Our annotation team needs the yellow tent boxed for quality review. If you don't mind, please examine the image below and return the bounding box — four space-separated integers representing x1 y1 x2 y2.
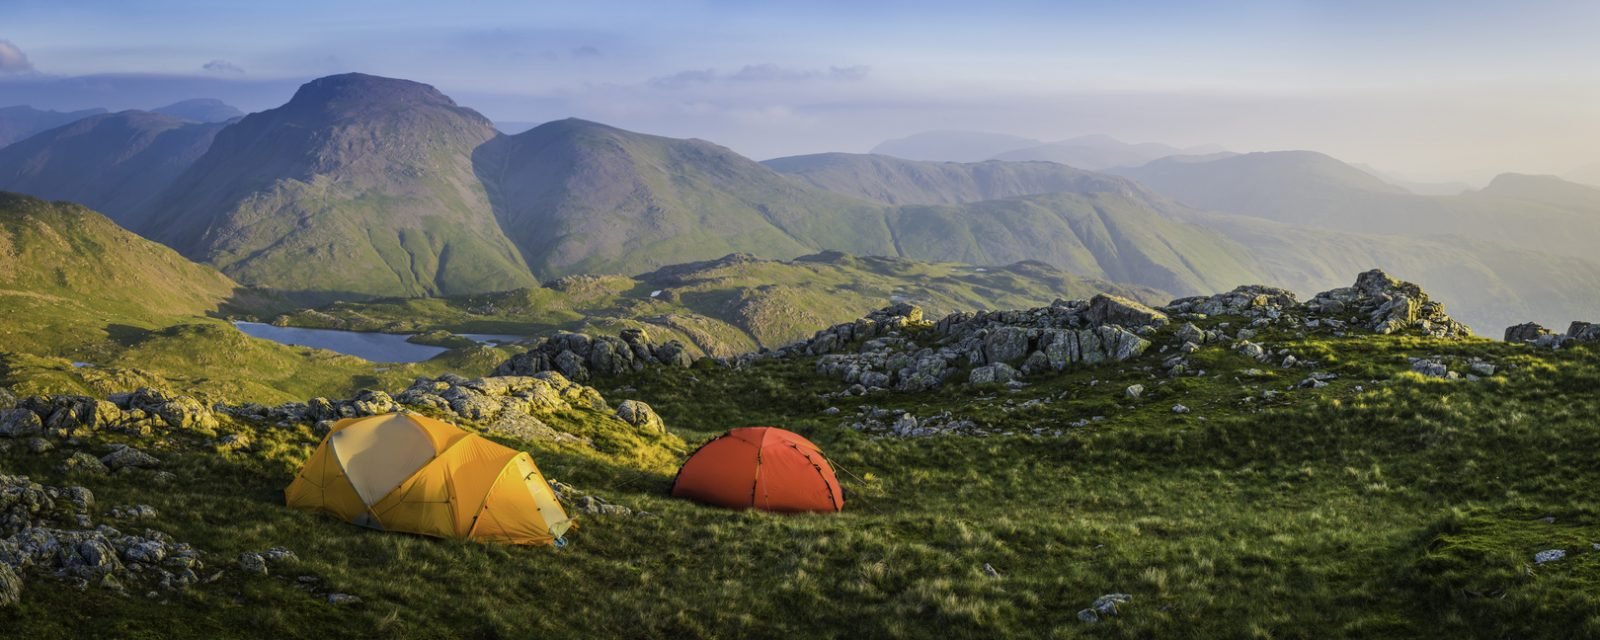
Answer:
285 412 574 545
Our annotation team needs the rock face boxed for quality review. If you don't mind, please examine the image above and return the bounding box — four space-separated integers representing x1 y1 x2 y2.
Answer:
494 329 694 381
763 299 1158 392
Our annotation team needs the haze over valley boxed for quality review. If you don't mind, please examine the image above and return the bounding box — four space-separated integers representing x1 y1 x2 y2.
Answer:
2 2 1599 637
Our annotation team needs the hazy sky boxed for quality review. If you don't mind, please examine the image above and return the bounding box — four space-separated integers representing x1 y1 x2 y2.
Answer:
2 0 1597 182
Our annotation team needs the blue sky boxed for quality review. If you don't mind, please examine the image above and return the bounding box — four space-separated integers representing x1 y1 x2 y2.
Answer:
2 0 1597 180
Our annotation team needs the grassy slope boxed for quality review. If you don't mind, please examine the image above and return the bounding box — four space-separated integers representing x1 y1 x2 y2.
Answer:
273 252 1169 356
762 152 1132 205
2 310 1596 637
0 193 238 355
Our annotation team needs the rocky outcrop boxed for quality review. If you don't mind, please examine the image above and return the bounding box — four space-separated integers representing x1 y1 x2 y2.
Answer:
1165 285 1299 319
1 471 210 601
765 297 1158 392
1505 320 1600 348
222 371 659 449
1305 269 1470 338
494 329 695 381
0 389 219 441
1167 270 1470 339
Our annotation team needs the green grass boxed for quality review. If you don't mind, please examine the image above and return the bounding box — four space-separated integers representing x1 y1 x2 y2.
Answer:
5 314 1600 637
273 252 1164 358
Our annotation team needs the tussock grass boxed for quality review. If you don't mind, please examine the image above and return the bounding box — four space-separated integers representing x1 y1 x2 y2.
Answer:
4 327 1600 637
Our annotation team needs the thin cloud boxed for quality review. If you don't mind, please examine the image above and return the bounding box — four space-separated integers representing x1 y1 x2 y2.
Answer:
650 64 869 89
570 45 602 59
202 59 245 74
0 40 34 73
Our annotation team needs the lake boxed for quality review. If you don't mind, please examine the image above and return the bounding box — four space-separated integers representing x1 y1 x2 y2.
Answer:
232 322 526 363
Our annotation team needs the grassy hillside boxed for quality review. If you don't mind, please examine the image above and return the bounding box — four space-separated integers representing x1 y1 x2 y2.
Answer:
763 153 1136 205
274 252 1168 357
474 118 896 279
0 192 238 355
0 111 223 228
0 191 514 404
140 73 537 299
4 280 1599 637
888 192 1262 296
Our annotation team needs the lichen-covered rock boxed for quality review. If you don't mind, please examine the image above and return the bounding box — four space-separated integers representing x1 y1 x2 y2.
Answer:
100 446 160 471
1504 322 1551 343
969 363 1019 385
1306 269 1470 338
614 400 665 434
0 562 20 608
61 451 109 475
1084 294 1168 328
0 409 42 438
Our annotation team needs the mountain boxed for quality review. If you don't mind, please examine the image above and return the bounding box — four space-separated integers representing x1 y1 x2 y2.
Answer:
762 153 1133 205
152 98 244 123
990 135 1226 170
141 73 538 299
275 251 1167 357
0 192 238 354
869 130 1042 162
1114 151 1600 261
1568 162 1600 188
0 105 107 148
473 117 1258 295
1111 150 1414 227
0 111 224 227
1473 172 1600 209
472 118 894 279
1172 207 1600 332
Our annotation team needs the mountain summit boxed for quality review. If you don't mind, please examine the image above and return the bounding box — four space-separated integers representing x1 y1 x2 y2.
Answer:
140 73 535 299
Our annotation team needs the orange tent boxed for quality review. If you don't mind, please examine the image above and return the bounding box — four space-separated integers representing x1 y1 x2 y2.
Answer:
670 427 843 513
285 412 573 545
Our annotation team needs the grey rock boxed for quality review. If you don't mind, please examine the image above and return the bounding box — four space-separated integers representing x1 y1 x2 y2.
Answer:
1534 549 1566 564
614 400 665 434
0 408 43 438
238 552 268 576
327 593 362 605
0 562 20 608
1172 404 1190 414
1125 384 1145 399
100 447 160 471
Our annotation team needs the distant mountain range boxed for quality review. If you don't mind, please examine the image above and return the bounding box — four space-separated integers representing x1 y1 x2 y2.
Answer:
152 98 244 123
0 111 225 222
869 130 1226 170
0 105 108 148
0 72 1598 332
0 74 1258 300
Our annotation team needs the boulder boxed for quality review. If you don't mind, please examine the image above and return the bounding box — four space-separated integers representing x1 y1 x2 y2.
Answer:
100 446 161 471
0 409 42 438
1504 322 1551 343
1084 294 1168 328
969 363 1019 385
614 400 665 434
